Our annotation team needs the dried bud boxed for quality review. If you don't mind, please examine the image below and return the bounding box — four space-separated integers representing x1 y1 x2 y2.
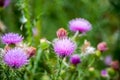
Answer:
97 42 108 52
4 45 11 52
111 60 119 71
26 46 36 58
56 28 67 39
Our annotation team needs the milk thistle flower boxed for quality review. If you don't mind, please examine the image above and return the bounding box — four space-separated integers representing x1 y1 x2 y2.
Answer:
1 33 23 44
0 0 10 8
53 38 76 57
3 48 28 68
69 18 92 33
70 54 81 65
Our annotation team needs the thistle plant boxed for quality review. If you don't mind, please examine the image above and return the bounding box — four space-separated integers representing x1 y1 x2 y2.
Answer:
0 32 36 79
0 18 119 80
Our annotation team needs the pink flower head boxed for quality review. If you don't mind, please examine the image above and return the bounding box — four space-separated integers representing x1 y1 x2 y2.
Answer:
53 38 76 57
3 48 28 68
69 18 92 33
1 33 23 44
70 54 81 65
0 0 10 8
97 42 108 52
101 70 108 77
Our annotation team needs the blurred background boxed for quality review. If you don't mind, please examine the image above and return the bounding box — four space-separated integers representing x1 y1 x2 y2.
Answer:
0 0 120 60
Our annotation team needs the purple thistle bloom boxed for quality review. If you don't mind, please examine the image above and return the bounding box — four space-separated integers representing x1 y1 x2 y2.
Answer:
53 38 76 57
104 55 112 66
4 48 28 68
1 33 23 44
69 18 92 33
70 54 81 65
0 0 10 7
101 70 108 77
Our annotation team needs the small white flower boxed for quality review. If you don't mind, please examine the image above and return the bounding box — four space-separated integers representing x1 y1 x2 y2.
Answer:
85 46 95 54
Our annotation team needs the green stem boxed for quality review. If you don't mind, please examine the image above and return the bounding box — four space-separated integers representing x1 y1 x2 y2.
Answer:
32 48 42 73
72 31 79 40
55 58 63 80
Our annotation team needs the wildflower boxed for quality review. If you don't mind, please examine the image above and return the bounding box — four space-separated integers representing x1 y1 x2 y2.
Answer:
1 33 23 44
97 42 108 52
53 38 76 57
0 0 10 8
3 48 28 68
56 28 67 39
104 55 112 66
69 18 92 33
101 70 108 77
70 54 81 65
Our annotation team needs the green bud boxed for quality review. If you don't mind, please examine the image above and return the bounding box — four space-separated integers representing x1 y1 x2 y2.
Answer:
95 50 101 57
106 68 116 77
40 39 49 50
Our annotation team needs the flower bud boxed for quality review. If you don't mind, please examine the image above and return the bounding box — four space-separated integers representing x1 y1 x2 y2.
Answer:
56 28 67 39
97 42 108 52
106 68 116 77
70 54 81 66
26 46 36 58
111 60 119 71
101 70 108 77
40 38 50 50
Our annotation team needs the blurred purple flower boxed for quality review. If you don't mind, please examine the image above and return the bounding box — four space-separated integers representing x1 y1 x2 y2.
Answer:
69 18 92 33
1 33 23 44
0 0 10 8
53 38 76 57
70 54 81 65
101 70 108 77
104 55 112 66
4 48 28 68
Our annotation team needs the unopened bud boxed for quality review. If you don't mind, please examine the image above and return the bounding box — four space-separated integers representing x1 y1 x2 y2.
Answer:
40 38 50 50
111 60 119 71
97 42 108 52
56 28 67 39
101 70 108 77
